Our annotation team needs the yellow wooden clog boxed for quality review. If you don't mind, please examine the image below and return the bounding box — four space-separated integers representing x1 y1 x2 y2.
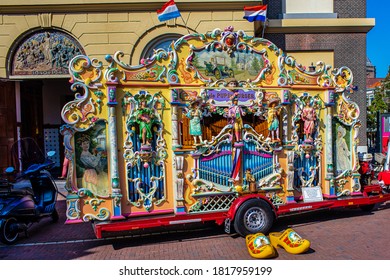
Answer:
269 228 310 254
246 233 277 259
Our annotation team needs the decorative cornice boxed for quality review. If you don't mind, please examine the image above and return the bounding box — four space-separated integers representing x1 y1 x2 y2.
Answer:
0 1 259 14
262 18 375 34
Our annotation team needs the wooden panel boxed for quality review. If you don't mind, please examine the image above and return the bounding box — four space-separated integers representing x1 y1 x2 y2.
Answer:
0 81 16 171
181 112 269 148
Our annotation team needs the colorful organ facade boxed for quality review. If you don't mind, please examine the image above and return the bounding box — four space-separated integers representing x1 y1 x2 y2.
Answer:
61 26 361 223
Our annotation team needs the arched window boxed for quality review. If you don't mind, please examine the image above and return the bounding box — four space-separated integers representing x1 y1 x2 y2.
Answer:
141 33 182 59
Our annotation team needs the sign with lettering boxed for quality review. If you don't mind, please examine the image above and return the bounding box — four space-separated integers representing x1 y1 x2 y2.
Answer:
302 186 324 203
208 89 256 102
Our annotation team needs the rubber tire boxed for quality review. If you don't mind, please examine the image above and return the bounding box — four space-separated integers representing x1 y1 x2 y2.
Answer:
0 217 20 245
51 209 59 223
360 203 376 212
233 199 274 237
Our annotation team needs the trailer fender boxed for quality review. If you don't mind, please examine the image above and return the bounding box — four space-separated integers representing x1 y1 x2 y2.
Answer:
226 194 277 222
225 194 277 236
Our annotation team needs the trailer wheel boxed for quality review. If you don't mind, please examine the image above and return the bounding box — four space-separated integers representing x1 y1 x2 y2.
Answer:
360 203 376 212
0 218 20 245
233 199 274 237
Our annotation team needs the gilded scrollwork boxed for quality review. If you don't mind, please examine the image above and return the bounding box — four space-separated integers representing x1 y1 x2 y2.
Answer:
85 198 106 211
242 125 273 153
66 198 80 220
62 55 104 131
336 93 360 126
332 67 353 92
83 208 110 221
186 173 233 194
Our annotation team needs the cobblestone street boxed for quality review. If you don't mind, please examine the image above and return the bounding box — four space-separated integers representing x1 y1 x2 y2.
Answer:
0 183 389 260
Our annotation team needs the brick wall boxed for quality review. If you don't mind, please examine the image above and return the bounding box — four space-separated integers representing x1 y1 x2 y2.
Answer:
263 0 283 19
334 0 366 18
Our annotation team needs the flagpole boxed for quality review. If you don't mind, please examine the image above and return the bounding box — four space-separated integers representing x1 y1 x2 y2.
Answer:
261 19 267 38
180 14 191 34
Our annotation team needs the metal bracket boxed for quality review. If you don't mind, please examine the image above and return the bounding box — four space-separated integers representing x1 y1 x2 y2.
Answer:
224 218 231 234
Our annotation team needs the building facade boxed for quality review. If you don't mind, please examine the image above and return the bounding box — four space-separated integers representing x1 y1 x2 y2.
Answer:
0 0 373 171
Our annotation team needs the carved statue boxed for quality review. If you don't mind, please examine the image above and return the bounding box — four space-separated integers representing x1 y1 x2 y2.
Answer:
245 168 256 192
186 98 203 145
301 99 316 142
135 99 156 146
267 97 281 141
227 79 245 142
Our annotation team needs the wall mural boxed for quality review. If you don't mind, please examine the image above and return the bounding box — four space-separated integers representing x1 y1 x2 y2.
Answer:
11 30 85 76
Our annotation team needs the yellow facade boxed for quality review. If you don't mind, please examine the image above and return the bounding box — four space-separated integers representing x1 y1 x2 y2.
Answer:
0 0 257 78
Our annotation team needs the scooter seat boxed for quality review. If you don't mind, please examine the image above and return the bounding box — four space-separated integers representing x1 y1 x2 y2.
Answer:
9 188 34 196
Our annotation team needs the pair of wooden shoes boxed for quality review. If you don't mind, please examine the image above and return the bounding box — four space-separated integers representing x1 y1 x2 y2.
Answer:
246 228 311 259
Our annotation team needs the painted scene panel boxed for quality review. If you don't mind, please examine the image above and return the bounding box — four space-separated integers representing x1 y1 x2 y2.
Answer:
74 120 109 196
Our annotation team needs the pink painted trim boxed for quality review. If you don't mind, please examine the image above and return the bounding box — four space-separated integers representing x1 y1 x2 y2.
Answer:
110 215 126 220
352 192 363 196
201 151 232 161
286 200 297 204
65 219 83 224
323 194 338 198
124 209 174 217
243 150 272 158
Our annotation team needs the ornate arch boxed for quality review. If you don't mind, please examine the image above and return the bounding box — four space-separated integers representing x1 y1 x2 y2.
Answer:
130 24 196 65
7 28 85 78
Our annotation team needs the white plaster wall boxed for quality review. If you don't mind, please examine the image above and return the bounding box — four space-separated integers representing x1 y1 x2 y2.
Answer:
283 0 333 14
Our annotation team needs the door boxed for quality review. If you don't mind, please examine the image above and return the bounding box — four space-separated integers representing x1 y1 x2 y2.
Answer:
20 80 44 149
0 81 16 171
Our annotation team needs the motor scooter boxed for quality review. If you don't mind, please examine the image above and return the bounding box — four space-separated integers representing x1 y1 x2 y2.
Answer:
0 138 59 245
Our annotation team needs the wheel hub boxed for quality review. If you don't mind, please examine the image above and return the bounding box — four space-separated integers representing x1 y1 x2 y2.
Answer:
245 208 265 230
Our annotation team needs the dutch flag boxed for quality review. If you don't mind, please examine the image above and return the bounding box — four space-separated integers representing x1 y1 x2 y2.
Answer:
157 0 181 22
243 5 268 22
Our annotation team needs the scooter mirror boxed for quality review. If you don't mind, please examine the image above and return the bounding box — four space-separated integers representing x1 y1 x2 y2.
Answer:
5 167 15 174
47 151 56 157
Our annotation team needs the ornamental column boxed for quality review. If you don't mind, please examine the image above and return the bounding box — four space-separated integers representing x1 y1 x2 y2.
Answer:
107 85 124 220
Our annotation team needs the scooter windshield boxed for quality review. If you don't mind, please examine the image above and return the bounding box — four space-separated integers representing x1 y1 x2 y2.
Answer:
10 138 46 172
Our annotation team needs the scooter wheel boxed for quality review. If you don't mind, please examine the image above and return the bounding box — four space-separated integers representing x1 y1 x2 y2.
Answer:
51 209 59 223
0 217 20 245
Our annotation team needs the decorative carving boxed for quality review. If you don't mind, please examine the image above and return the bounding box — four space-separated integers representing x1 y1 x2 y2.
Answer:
62 55 104 131
66 198 80 220
83 208 110 221
123 91 168 211
85 198 106 211
174 156 185 203
38 13 52 28
12 30 84 77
